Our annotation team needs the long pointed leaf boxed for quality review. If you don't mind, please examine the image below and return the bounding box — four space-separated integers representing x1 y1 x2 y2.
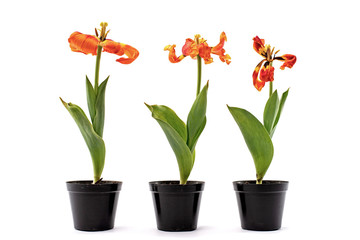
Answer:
60 98 105 183
93 77 109 138
186 82 208 153
146 104 192 184
263 90 279 136
86 76 96 123
228 106 273 183
270 88 289 137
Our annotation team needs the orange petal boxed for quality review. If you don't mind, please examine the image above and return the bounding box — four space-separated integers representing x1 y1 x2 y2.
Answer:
277 54 297 70
253 36 266 57
164 44 185 63
182 38 198 58
253 59 266 91
68 32 99 55
198 42 213 64
259 63 275 82
102 40 139 64
211 32 231 64
211 32 227 54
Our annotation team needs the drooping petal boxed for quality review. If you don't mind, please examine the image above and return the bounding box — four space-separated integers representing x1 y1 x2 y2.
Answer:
182 38 198 58
198 42 213 64
253 59 267 91
276 54 297 70
164 44 186 63
253 36 266 57
259 62 275 82
102 40 139 64
211 32 231 65
68 32 99 55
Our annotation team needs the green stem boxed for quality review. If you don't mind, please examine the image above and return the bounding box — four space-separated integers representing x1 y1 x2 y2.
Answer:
94 45 103 95
196 55 202 97
269 61 274 98
269 81 273 98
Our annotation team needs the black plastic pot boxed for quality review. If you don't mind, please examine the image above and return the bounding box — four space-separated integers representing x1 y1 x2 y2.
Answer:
233 180 288 231
66 181 122 231
149 181 204 231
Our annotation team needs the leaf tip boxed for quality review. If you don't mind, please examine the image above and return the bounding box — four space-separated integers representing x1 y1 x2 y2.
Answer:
144 102 153 112
59 97 68 107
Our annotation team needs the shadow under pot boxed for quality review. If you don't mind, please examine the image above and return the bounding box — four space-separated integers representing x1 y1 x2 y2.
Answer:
233 180 288 231
66 181 122 231
149 181 204 231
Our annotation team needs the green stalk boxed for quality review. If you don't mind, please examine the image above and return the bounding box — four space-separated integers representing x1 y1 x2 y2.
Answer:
269 81 273 98
196 55 202 96
94 45 103 95
269 61 274 98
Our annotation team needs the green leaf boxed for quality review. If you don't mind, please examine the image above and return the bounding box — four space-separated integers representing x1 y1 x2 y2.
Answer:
60 98 106 183
93 77 109 138
228 106 274 183
270 88 289 138
263 90 279 136
186 82 208 153
86 76 96 123
146 104 192 184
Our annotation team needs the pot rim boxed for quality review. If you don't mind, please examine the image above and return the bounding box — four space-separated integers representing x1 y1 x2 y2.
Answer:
66 180 122 193
149 180 205 193
233 180 288 193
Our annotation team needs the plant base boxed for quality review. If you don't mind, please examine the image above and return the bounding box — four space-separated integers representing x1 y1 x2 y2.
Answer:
149 181 204 231
66 180 122 231
233 180 288 231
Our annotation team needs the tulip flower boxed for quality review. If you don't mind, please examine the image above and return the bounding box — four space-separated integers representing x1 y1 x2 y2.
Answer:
252 36 296 94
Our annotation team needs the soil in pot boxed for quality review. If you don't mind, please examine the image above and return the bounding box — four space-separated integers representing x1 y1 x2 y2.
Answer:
149 181 204 231
233 180 288 231
66 180 122 231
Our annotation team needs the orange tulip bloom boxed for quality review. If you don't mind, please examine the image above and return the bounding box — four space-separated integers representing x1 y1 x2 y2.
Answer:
164 32 231 65
252 36 296 91
68 24 139 64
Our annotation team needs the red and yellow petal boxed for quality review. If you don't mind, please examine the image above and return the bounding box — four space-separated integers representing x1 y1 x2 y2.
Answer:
211 32 227 55
182 38 198 58
102 40 139 64
198 42 213 64
278 54 297 70
164 44 185 63
211 32 231 65
253 59 267 91
68 32 99 55
259 63 275 82
253 36 266 57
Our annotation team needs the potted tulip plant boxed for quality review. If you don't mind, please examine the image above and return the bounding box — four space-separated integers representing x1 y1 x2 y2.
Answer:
146 33 230 231
227 36 296 231
60 22 139 231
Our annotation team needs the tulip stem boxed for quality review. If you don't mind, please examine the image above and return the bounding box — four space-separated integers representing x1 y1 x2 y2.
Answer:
196 55 202 96
94 45 103 95
269 81 273 98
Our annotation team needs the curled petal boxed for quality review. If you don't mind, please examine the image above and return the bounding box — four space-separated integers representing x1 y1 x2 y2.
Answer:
182 38 198 58
68 32 99 55
211 32 231 65
198 42 213 64
259 63 275 82
164 44 185 63
276 54 297 70
253 59 267 91
102 40 139 64
253 36 266 57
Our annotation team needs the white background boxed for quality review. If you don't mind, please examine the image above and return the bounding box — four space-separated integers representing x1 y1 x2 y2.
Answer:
1 0 359 239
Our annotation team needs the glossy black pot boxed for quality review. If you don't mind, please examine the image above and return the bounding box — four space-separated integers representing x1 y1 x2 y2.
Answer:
66 181 122 231
149 181 204 231
233 180 288 231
